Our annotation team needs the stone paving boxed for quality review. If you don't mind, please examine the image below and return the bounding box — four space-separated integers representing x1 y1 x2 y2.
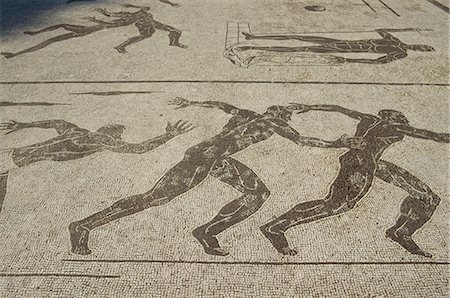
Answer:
0 0 449 297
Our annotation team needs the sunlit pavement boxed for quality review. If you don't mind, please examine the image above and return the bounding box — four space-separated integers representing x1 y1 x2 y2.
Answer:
0 1 449 296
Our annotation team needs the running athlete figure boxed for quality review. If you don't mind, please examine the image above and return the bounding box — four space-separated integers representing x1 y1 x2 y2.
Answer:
0 119 193 215
239 28 434 64
69 98 364 256
1 3 185 58
260 104 449 257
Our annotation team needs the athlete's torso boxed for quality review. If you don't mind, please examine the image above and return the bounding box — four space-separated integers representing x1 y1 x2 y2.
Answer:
12 130 108 167
134 11 155 25
321 37 407 54
344 117 404 163
188 112 276 157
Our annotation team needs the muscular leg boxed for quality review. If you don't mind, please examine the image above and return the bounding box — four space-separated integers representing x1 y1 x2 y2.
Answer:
114 23 155 53
0 172 8 216
23 24 90 35
261 158 374 255
69 158 213 255
155 23 186 48
192 157 270 256
1 33 78 58
376 160 440 257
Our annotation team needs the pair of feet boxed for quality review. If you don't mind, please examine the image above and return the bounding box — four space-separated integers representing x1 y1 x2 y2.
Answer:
260 224 432 258
69 222 230 256
114 42 187 54
69 222 432 258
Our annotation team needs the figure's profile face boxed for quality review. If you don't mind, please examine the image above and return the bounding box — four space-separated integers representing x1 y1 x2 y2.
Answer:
378 110 409 125
265 106 293 121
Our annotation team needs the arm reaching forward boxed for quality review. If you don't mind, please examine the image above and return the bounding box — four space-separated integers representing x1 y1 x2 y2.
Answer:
269 118 365 149
394 125 450 143
0 119 82 135
169 97 242 115
290 103 374 121
103 120 194 154
159 0 180 7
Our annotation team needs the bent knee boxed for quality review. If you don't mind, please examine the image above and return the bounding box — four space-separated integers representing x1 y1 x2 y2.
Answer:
410 192 441 207
429 193 441 206
169 30 181 35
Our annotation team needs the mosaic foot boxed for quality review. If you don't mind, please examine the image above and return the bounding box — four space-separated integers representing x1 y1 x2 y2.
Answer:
69 222 92 255
114 46 127 54
386 228 432 258
260 225 297 255
1 52 16 59
192 227 230 256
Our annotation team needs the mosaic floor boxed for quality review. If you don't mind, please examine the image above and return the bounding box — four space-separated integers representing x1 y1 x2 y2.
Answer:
0 0 449 296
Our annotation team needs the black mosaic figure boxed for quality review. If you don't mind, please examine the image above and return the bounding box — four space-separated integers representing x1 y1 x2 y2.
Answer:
1 3 185 58
261 104 449 257
0 119 193 215
69 98 364 256
240 28 434 64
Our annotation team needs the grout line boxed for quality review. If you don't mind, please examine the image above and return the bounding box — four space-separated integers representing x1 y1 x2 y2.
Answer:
0 80 448 86
62 259 450 266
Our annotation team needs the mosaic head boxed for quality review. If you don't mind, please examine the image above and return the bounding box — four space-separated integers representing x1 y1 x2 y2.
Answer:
264 105 294 121
378 109 410 125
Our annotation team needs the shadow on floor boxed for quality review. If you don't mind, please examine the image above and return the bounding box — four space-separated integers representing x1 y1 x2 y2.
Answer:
1 0 100 34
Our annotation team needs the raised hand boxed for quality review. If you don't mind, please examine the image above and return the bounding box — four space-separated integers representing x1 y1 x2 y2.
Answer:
287 103 311 114
96 8 108 14
166 120 194 136
334 134 366 150
331 56 347 64
168 97 192 109
0 120 26 134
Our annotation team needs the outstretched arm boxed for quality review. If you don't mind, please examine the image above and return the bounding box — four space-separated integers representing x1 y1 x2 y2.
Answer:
84 17 115 25
0 119 81 135
335 53 407 64
269 119 365 149
394 125 449 143
104 121 194 154
169 97 242 115
292 103 373 121
159 0 180 7
375 28 425 39
96 8 123 17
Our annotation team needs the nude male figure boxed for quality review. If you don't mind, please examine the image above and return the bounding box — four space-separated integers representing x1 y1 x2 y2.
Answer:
239 28 434 64
1 3 185 58
69 98 364 256
0 119 193 215
261 104 449 257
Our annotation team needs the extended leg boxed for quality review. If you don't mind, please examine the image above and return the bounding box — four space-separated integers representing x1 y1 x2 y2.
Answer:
192 158 270 256
0 172 8 216
376 160 440 257
114 23 155 53
69 158 212 255
23 24 89 35
243 32 339 43
261 160 373 255
1 33 77 58
236 45 339 54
